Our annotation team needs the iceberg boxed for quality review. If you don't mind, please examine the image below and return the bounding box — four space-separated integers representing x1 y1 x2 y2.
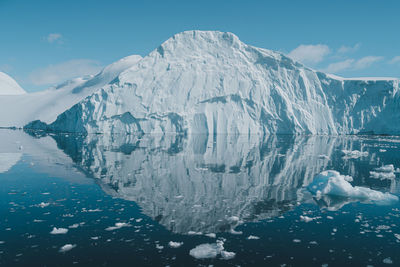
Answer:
25 31 400 135
308 170 398 205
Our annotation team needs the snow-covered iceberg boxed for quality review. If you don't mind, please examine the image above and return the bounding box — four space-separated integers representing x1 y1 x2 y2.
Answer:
26 30 400 135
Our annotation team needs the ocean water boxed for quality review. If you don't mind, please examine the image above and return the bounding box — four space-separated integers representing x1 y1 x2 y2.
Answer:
0 129 400 266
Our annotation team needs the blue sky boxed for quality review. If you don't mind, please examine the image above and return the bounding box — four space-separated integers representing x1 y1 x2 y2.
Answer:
1 0 400 92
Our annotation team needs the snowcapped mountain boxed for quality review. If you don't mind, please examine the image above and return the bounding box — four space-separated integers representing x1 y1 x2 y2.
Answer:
0 72 26 95
29 30 400 135
0 55 142 127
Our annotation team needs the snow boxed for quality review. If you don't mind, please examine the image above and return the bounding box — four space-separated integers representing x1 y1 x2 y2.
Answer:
24 30 400 135
50 227 68 234
59 244 76 253
189 240 234 260
0 55 142 128
168 241 183 248
308 170 398 205
0 72 26 95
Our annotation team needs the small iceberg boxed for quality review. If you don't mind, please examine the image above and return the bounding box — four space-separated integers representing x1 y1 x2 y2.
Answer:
308 170 398 205
189 240 235 260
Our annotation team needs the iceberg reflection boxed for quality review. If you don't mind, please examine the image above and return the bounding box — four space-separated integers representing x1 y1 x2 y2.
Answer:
29 132 396 234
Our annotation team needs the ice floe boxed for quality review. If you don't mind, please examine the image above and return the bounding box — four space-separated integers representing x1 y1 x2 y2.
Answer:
189 240 234 260
168 241 183 248
308 170 398 205
105 222 131 231
59 244 76 253
50 227 68 234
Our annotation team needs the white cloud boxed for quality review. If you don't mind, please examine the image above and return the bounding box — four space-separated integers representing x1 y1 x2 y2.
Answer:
322 56 383 73
288 44 330 65
389 56 400 64
338 43 360 54
323 59 355 73
46 33 63 43
353 56 383 70
29 59 102 86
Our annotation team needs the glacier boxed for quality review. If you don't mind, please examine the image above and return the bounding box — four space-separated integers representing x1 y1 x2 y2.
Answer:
22 30 400 135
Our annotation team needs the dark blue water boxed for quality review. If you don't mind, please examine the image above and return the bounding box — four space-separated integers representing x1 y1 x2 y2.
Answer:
1 130 399 266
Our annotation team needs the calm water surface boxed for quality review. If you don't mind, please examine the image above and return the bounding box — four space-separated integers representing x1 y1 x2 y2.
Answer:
1 129 400 266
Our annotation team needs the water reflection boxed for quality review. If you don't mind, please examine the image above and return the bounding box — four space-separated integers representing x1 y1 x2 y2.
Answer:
14 131 395 234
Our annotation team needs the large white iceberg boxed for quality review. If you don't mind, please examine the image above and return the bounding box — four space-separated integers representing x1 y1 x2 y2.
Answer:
22 30 400 135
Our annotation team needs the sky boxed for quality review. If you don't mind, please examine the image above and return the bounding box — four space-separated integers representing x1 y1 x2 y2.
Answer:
1 0 400 92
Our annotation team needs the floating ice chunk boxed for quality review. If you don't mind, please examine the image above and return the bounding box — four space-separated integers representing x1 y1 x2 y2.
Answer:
383 257 393 264
189 241 224 259
229 229 243 235
341 150 368 159
247 235 260 240
370 171 396 180
220 250 236 260
375 165 395 173
394 233 400 240
370 165 396 180
59 244 76 253
156 244 164 250
379 149 387 152
308 170 398 205
37 202 50 208
105 222 131 231
189 240 233 260
395 168 400 173
168 241 183 248
50 227 68 234
188 231 203 235
293 239 301 243
300 215 317 222
205 233 216 238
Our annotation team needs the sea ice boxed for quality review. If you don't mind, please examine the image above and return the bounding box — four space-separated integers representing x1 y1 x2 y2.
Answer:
50 227 68 234
308 170 398 205
105 222 131 231
168 241 183 248
59 244 76 253
189 240 234 260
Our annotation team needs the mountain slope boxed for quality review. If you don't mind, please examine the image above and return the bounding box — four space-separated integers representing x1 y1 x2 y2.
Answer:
28 31 400 134
0 72 26 95
0 55 142 127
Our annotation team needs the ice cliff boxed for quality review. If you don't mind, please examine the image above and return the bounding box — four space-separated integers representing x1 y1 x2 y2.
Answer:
26 31 400 135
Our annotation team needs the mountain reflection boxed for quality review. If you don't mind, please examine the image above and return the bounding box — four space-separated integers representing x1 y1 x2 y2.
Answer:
19 130 400 234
